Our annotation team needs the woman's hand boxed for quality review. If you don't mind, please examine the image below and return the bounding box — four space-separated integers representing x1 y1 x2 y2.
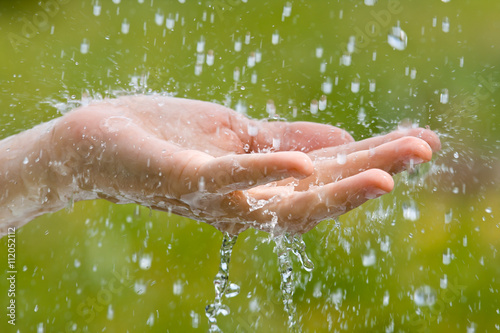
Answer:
1 95 440 235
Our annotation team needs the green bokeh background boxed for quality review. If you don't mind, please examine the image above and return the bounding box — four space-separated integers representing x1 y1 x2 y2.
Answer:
1 0 499 332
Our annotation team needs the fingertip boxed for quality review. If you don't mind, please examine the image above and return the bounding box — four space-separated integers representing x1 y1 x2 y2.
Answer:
359 169 394 197
274 151 314 178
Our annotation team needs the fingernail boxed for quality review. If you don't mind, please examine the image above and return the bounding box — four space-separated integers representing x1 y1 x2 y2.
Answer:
365 188 388 199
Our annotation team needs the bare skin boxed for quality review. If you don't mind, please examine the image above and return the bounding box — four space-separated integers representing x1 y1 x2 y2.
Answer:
0 95 441 236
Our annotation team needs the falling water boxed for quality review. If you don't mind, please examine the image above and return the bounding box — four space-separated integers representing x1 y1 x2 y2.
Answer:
206 232 240 333
273 233 314 332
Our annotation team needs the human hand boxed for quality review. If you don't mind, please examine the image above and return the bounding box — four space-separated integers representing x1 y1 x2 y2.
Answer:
51 95 440 234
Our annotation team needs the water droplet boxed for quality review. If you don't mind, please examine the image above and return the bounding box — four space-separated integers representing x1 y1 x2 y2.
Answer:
266 100 276 117
383 290 390 306
196 37 205 53
410 67 417 79
445 209 453 224
282 2 292 18
23 157 29 164
443 248 451 265
233 67 240 82
190 311 199 328
403 201 420 221
362 249 376 267
315 46 323 58
322 78 333 94
440 89 449 104
251 71 258 84
247 52 256 68
166 14 175 30
364 0 377 5
319 61 327 73
336 152 347 165
319 95 327 111
341 52 352 66
351 78 360 93
440 274 448 289
194 63 203 76
369 79 376 92
80 38 90 54
112 0 120 4
442 17 450 33
206 50 214 66
155 10 164 26
234 38 242 52
310 99 318 114
347 36 356 53
93 1 101 16
414 285 436 306
388 24 408 51
272 30 280 45
121 19 130 34
173 280 184 295
244 31 251 45
134 280 147 295
139 254 152 270
255 50 262 63
74 259 81 268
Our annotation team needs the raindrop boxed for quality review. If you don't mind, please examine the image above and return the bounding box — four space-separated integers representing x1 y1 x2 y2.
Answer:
347 36 356 53
351 78 360 93
319 61 327 73
282 2 292 18
251 72 258 84
315 46 323 58
93 1 101 16
380 236 390 252
139 254 152 270
121 19 130 34
235 100 246 114
319 95 327 111
369 79 376 92
107 305 114 320
440 89 449 104
403 201 420 221
414 285 437 306
206 50 214 66
247 52 256 68
196 53 205 64
310 99 318 114
341 52 352 66
155 10 164 26
364 0 377 5
244 31 251 45
194 63 203 76
383 290 390 306
272 30 280 45
166 14 175 30
358 107 366 122
74 259 81 268
442 17 450 33
362 249 376 267
233 67 240 82
322 78 333 94
410 67 417 79
440 274 448 289
255 50 262 63
190 311 199 328
234 38 242 52
388 23 408 51
197 37 205 53
173 280 184 295
467 323 477 333
80 38 90 54
112 0 120 4
444 209 452 224
459 56 464 68
146 313 155 326
134 280 147 295
442 248 451 265
266 100 276 117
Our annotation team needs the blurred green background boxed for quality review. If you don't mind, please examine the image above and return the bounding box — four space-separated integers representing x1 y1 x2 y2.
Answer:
1 0 499 332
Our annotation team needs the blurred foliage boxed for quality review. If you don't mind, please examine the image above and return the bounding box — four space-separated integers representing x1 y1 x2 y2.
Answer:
0 0 499 332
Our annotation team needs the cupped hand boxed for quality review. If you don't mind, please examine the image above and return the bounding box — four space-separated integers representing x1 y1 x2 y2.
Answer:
52 95 440 234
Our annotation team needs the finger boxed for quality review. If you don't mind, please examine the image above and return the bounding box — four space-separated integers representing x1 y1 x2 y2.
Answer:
295 137 433 190
309 127 441 159
265 169 394 233
228 111 354 152
197 151 314 193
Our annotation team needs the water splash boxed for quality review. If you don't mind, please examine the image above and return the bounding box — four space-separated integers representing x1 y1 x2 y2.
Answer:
206 232 239 333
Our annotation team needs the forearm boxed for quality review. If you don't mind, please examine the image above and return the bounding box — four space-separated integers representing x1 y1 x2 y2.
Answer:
0 120 84 234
